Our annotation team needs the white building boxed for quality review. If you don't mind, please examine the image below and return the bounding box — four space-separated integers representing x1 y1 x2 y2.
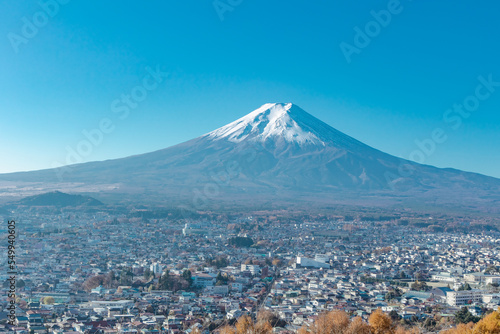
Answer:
485 276 500 285
150 262 162 274
431 272 458 283
482 293 500 305
446 289 485 306
241 264 261 275
192 273 216 288
296 257 330 269
314 254 330 263
182 223 209 236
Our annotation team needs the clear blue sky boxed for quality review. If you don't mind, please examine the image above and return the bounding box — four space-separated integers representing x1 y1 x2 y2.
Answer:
1 1 499 178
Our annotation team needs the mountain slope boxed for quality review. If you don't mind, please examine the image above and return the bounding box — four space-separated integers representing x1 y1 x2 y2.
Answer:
0 103 499 211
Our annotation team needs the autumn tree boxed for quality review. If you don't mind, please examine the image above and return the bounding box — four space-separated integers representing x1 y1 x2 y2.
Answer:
369 308 395 334
345 316 371 334
441 322 475 334
254 320 272 334
228 313 273 334
256 309 285 328
473 308 500 333
219 326 236 334
82 275 106 291
42 296 55 304
306 310 350 334
271 258 283 267
395 326 421 334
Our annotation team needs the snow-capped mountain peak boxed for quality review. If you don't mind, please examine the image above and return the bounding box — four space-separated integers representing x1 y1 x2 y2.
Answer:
206 103 325 146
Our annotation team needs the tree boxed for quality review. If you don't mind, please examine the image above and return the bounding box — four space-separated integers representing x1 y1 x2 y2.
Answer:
16 279 25 288
441 308 500 333
42 296 55 305
216 272 229 286
411 281 430 292
369 309 395 334
157 270 171 290
144 268 153 280
118 268 133 285
256 309 286 328
389 310 400 321
441 322 475 334
156 270 191 292
235 315 254 334
271 258 283 267
228 237 254 248
307 310 350 334
386 288 402 301
345 316 371 334
82 275 106 291
254 320 273 334
473 308 500 333
422 317 437 331
219 326 236 334
208 256 229 268
485 265 498 275
395 327 421 334
104 271 117 287
458 283 472 291
182 270 193 287
454 306 480 324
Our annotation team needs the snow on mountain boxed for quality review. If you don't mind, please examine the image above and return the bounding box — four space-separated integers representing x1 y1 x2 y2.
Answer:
205 103 378 156
206 103 325 146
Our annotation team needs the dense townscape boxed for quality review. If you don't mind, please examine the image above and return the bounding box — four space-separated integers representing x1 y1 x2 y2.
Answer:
0 206 499 333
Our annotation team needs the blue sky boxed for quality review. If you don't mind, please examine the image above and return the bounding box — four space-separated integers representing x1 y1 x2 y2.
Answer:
1 1 500 178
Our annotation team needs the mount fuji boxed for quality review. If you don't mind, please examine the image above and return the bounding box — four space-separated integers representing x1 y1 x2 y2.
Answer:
1 103 499 212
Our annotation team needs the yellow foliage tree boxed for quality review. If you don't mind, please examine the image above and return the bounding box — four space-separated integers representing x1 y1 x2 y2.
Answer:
219 325 236 334
235 315 254 334
395 326 421 334
441 322 475 334
233 314 272 334
42 296 55 304
369 308 395 334
473 309 500 333
345 316 371 334
254 320 272 334
309 310 350 334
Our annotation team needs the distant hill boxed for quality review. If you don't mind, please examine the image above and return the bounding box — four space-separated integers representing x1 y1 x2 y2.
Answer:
15 191 104 207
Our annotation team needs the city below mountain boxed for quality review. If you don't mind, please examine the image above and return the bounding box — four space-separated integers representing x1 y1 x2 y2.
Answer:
1 103 499 213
